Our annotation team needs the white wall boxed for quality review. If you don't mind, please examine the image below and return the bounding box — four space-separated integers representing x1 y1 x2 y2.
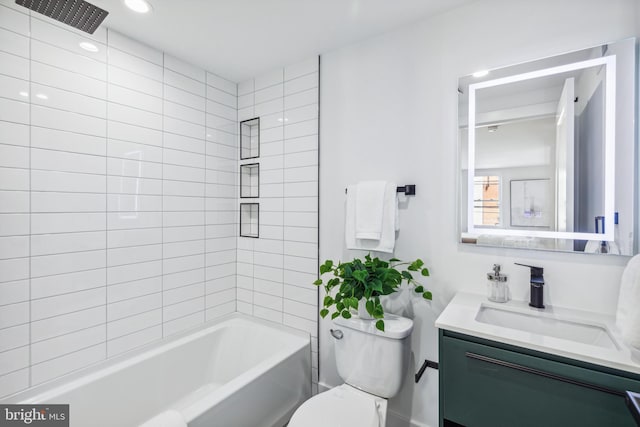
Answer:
236 59 320 392
0 2 238 398
319 0 639 426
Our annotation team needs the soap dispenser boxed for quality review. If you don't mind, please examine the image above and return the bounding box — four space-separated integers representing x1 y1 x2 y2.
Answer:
487 264 508 303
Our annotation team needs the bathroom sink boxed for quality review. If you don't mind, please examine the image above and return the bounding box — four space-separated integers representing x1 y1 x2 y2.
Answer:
475 305 618 350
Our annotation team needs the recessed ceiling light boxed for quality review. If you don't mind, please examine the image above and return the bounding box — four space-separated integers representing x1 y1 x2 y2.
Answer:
36 93 48 100
79 41 99 52
472 70 489 78
18 91 28 97
277 117 289 123
124 0 152 13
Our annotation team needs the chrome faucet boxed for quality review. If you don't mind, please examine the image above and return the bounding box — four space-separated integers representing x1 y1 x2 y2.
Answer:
515 263 545 309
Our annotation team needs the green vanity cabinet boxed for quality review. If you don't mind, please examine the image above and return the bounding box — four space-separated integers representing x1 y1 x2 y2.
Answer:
439 329 640 427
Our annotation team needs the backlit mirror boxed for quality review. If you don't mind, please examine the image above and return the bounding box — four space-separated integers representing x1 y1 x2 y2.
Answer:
458 38 637 255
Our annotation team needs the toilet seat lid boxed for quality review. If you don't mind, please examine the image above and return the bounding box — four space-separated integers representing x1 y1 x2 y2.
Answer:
289 385 380 427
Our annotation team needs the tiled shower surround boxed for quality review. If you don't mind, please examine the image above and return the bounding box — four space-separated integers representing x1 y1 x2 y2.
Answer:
237 59 320 391
0 2 319 397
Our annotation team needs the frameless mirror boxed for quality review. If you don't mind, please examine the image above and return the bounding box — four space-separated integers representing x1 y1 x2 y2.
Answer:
458 38 637 255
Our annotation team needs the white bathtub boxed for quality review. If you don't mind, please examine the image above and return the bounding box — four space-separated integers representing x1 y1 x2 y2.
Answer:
5 314 311 427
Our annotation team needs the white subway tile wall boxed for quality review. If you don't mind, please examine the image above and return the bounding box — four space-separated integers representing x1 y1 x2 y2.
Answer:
0 3 238 397
237 58 319 393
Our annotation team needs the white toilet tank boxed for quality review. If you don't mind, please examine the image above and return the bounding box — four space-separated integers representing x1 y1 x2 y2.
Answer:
332 314 413 398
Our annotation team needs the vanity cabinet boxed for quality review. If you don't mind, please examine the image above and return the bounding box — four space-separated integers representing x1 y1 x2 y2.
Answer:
439 330 640 427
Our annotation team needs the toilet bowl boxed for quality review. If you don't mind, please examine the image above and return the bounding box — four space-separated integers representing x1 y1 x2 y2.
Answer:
289 313 413 427
288 384 387 427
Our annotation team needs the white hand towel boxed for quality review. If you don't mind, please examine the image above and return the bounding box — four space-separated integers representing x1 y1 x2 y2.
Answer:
346 182 398 253
616 254 640 348
355 181 388 240
139 410 187 427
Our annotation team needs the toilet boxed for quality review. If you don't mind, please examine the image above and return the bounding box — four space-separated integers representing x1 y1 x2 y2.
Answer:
289 314 413 427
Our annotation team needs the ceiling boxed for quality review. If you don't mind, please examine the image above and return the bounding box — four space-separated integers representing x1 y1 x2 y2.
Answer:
91 0 474 82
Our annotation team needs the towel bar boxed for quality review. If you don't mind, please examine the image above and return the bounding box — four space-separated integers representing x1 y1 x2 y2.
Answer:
344 184 416 195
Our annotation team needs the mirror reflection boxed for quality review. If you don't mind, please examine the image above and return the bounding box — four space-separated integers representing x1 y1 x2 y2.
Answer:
459 38 636 255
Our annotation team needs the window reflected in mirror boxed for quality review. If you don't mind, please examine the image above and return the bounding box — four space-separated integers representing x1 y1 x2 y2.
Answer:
473 175 500 227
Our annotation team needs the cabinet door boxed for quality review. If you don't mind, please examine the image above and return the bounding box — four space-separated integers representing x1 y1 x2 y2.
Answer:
441 335 640 427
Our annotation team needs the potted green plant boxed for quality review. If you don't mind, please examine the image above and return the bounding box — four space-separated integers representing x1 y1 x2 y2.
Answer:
313 253 431 331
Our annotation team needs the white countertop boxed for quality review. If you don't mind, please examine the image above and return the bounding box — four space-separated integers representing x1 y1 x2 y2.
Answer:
435 292 640 375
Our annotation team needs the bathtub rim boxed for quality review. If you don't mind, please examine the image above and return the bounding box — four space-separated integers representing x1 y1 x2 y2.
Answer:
3 312 311 406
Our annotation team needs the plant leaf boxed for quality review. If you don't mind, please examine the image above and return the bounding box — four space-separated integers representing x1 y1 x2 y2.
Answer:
421 268 430 277
408 259 424 271
319 260 334 275
401 271 413 280
341 310 352 319
313 279 322 286
389 258 400 262
323 296 333 306
352 269 368 283
344 265 353 277
371 279 383 293
365 299 374 315
373 303 384 318
331 311 340 320
375 320 385 331
336 302 344 311
423 291 433 300
413 259 424 267
320 308 329 318
414 285 424 293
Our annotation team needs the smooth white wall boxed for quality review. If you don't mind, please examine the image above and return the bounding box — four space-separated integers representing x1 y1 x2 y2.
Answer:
319 0 639 426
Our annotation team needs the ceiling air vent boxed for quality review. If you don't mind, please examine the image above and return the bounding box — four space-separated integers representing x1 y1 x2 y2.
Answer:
15 0 109 34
